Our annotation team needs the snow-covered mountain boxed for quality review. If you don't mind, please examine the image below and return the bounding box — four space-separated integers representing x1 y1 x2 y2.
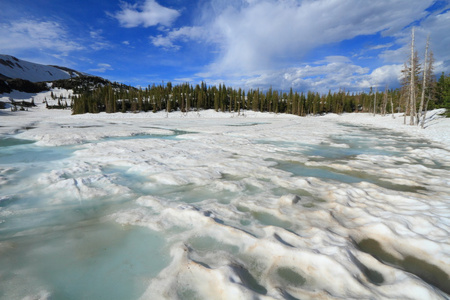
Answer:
0 54 86 82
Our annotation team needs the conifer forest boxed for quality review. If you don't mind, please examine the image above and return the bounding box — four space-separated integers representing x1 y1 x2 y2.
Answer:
69 72 450 118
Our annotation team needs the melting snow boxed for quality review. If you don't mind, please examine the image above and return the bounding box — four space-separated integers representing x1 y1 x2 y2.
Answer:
0 92 449 299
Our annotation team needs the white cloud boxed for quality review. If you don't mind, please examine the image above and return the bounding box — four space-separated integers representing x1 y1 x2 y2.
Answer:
173 77 195 83
150 26 206 49
239 60 371 93
314 56 353 65
202 0 433 75
368 43 394 51
90 30 102 39
199 60 403 94
365 64 403 87
89 63 113 73
0 20 83 54
114 0 180 28
151 0 444 92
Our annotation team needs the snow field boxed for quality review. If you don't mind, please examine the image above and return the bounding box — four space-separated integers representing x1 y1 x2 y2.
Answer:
0 89 449 299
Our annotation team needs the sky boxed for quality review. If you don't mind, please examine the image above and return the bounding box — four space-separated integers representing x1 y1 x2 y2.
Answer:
1 0 449 93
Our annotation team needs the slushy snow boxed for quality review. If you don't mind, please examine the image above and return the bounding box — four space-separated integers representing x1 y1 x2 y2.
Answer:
0 89 449 299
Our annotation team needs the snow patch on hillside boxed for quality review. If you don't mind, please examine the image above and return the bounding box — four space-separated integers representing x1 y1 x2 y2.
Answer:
0 54 73 82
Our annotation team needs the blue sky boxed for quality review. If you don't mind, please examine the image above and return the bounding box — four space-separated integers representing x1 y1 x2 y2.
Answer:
1 0 449 93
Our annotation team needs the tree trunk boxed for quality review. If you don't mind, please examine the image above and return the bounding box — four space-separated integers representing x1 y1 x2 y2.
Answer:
409 27 416 125
382 85 388 116
421 96 431 128
373 89 377 116
418 35 429 125
404 91 409 125
390 96 395 118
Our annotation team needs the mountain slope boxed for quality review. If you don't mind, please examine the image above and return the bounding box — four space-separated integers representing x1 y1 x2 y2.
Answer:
0 54 85 82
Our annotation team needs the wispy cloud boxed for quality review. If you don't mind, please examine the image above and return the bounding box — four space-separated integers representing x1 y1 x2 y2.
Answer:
0 19 83 55
367 43 394 51
379 9 450 73
88 63 113 73
89 29 112 51
113 0 180 28
150 26 206 49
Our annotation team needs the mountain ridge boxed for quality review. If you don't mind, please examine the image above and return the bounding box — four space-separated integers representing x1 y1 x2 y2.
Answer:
0 54 110 94
0 54 88 82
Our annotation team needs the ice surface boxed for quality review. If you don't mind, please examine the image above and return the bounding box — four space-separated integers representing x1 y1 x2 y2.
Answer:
0 95 449 299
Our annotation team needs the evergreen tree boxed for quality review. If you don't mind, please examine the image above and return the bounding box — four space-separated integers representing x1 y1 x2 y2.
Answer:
214 87 219 112
138 88 143 112
436 72 450 112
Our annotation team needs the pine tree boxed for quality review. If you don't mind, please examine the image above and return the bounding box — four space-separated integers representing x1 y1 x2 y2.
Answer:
436 72 450 112
138 88 143 112
214 87 219 112
237 88 242 115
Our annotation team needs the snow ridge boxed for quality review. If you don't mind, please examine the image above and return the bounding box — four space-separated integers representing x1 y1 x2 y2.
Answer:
0 54 80 82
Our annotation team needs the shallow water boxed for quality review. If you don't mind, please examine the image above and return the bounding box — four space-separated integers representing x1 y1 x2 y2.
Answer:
0 138 169 299
1 122 449 299
100 128 191 142
273 160 365 183
0 137 35 148
1 222 168 300
0 137 74 165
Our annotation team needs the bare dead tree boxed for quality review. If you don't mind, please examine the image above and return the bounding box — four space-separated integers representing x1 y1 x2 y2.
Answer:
373 88 377 116
401 62 409 124
390 96 395 118
421 50 435 128
409 27 416 125
417 35 430 125
382 85 388 116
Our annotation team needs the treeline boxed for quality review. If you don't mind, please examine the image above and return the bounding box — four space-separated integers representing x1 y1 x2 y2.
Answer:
71 78 449 116
436 72 450 116
51 76 115 94
0 78 49 94
68 30 450 118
